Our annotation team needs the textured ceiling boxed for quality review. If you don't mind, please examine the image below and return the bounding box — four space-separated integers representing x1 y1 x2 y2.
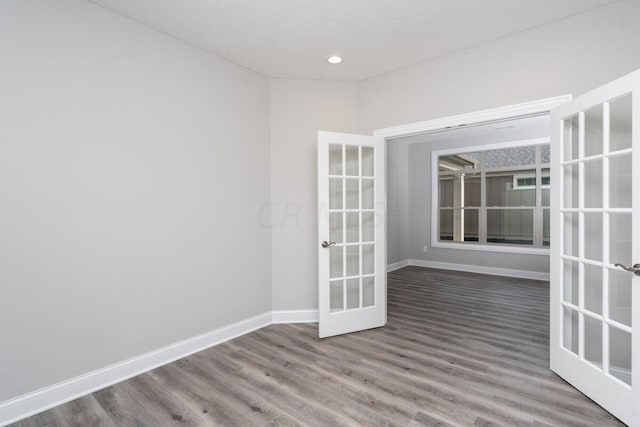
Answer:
89 0 617 81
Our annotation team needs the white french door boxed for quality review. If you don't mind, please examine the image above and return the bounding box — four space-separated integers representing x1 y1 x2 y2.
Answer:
317 131 386 338
551 70 640 426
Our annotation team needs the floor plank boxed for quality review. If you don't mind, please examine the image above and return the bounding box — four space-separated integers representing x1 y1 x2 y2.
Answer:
11 267 626 426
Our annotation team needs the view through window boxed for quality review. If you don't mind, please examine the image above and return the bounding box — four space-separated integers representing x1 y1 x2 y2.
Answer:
437 142 550 248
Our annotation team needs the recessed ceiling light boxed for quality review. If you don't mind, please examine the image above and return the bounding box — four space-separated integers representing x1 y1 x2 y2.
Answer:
327 56 343 64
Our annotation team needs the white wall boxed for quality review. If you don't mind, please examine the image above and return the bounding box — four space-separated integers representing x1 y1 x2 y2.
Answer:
270 79 359 311
4 0 640 410
360 0 640 134
0 0 270 403
361 0 640 275
271 0 640 309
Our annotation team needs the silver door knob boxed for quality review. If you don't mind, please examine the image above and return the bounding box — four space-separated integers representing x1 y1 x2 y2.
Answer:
614 263 640 276
321 241 336 248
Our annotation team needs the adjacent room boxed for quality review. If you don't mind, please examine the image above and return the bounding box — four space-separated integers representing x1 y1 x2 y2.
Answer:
2 1 640 426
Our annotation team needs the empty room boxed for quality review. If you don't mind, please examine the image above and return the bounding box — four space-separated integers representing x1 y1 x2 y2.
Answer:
2 1 640 426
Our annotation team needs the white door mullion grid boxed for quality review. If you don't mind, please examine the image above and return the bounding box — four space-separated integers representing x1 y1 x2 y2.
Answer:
577 111 586 361
534 145 543 248
550 69 640 427
342 144 347 312
318 131 386 339
602 101 611 377
479 152 487 244
358 146 363 310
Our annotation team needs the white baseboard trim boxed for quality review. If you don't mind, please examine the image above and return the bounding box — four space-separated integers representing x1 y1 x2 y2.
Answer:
0 259 547 426
0 311 272 427
406 258 549 281
386 259 411 272
272 309 319 324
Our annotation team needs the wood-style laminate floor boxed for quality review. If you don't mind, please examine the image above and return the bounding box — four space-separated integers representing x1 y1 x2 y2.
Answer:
13 266 625 427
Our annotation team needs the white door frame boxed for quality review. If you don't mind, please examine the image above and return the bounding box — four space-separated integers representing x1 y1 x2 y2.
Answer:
372 95 571 271
373 95 572 140
319 95 571 337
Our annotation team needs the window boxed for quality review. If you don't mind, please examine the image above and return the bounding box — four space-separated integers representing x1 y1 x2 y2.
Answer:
433 140 551 253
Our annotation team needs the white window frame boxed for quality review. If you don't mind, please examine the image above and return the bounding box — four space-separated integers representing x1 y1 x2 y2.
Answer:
513 171 550 190
431 138 551 255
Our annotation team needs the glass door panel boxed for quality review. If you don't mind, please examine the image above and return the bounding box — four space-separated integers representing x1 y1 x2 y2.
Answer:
319 132 385 338
609 95 632 152
552 70 639 426
609 154 632 208
559 98 634 385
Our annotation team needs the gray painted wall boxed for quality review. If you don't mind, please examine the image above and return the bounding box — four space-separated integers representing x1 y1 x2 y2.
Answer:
386 141 411 265
0 0 271 403
387 116 551 274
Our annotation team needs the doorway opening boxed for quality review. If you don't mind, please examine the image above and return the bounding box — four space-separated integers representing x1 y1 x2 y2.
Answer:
386 113 552 280
379 96 571 280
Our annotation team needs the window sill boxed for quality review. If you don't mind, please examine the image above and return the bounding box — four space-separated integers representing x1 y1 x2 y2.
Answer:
432 241 550 256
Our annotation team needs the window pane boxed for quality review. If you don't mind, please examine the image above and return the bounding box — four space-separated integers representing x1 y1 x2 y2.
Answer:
541 144 551 164
438 153 480 172
563 259 579 305
609 269 632 327
585 105 604 157
584 264 603 315
485 146 535 168
584 159 603 208
610 94 632 152
464 173 481 207
330 212 343 244
439 173 480 208
439 209 453 241
563 212 579 257
610 213 632 268
487 171 535 207
362 146 374 177
362 179 374 209
439 209 477 243
563 115 579 161
464 209 479 242
330 280 344 312
439 177 454 208
542 168 550 207
437 143 550 249
330 178 343 209
563 164 579 209
346 245 359 276
487 209 534 245
345 145 359 176
346 212 359 243
362 244 374 275
345 179 359 209
329 144 342 175
609 327 632 386
330 246 343 279
362 212 375 243
584 316 603 369
346 278 360 310
543 209 550 247
563 307 579 355
610 155 632 209
584 213 603 262
362 276 375 307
